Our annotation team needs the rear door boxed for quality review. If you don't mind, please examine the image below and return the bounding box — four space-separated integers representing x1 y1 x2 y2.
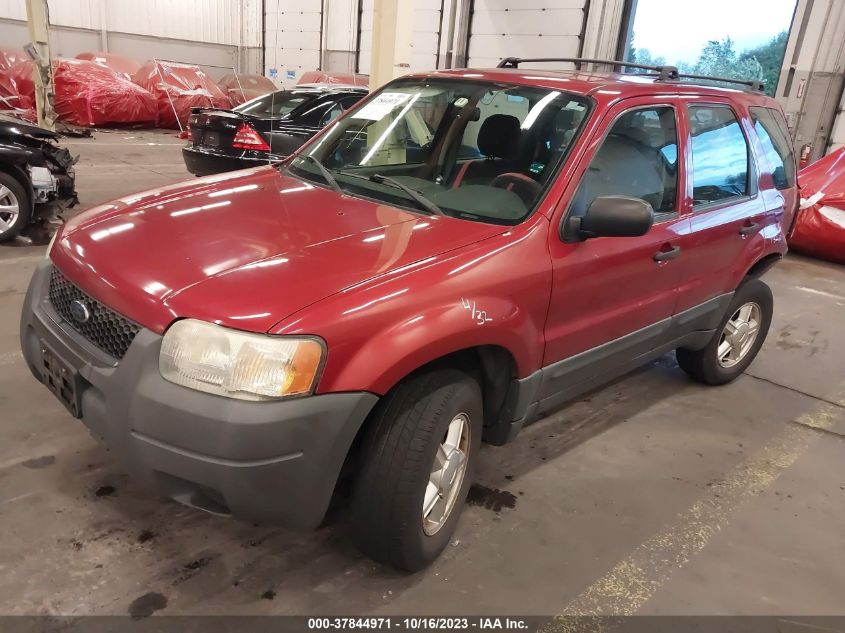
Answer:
673 99 768 314
544 98 688 387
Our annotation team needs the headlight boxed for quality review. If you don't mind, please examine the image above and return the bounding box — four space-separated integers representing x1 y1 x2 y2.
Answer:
159 319 324 401
45 230 59 259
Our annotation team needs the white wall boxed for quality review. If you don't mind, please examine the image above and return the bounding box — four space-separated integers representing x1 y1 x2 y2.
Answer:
0 0 262 75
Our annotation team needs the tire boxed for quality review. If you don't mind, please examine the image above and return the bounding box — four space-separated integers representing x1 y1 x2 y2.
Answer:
676 278 773 385
351 367 482 571
0 171 30 243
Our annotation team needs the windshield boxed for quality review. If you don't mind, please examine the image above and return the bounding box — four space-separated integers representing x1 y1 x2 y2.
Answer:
235 91 316 118
288 78 592 224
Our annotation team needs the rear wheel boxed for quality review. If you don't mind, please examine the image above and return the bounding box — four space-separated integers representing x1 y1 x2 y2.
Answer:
351 368 482 571
0 172 30 243
677 278 773 385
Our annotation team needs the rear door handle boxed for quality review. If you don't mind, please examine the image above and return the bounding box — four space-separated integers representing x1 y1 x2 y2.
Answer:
739 221 760 236
653 245 681 262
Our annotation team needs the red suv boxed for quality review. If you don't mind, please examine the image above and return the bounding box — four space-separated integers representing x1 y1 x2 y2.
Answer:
20 59 797 571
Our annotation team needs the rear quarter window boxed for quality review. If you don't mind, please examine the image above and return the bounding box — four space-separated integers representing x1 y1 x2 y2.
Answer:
749 106 796 190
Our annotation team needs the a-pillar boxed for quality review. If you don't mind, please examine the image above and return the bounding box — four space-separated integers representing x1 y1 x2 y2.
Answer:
25 0 57 131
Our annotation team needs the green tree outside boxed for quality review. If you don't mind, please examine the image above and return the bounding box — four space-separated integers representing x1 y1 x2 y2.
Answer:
626 30 789 96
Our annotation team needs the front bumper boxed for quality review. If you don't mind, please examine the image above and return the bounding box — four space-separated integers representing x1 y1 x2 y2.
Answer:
20 261 378 528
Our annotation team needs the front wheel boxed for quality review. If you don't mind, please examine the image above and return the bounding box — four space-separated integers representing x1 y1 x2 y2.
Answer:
0 172 30 243
676 278 773 385
351 368 482 571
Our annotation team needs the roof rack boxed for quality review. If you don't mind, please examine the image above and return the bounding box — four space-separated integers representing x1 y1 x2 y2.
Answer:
497 57 679 81
495 57 765 92
673 72 765 92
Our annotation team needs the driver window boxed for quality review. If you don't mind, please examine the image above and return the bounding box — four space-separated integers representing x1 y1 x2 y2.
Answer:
570 106 678 219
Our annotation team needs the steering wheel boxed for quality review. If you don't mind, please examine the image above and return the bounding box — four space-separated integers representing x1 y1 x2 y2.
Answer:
490 172 543 205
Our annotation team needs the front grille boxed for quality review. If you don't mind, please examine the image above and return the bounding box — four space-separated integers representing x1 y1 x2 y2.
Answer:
48 267 140 359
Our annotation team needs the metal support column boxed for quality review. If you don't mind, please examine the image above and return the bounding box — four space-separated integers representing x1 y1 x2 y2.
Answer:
369 0 414 89
25 0 57 131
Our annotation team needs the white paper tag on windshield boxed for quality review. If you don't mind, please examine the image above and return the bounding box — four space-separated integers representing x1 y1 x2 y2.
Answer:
352 92 411 120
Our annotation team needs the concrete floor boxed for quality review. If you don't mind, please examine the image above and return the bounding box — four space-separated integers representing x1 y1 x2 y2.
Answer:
1 130 844 617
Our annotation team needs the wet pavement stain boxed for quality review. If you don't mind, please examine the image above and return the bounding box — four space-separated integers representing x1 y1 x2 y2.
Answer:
21 455 55 469
467 484 517 512
128 592 167 619
183 555 214 572
244 531 281 548
137 530 157 544
173 551 220 586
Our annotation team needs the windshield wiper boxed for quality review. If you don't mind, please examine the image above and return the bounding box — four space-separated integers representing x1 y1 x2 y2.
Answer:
337 171 445 216
288 153 343 195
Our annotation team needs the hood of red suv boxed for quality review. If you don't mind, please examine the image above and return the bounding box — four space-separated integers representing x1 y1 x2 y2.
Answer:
51 167 503 334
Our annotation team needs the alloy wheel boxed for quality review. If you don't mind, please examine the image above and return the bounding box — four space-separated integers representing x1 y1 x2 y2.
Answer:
717 301 762 368
422 412 470 536
0 184 20 234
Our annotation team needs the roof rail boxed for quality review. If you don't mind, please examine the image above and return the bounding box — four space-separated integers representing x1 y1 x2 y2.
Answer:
673 72 765 92
497 57 679 81
495 57 766 92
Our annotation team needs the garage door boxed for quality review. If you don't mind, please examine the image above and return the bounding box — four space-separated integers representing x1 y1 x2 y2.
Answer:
265 0 322 84
467 0 587 68
357 0 445 74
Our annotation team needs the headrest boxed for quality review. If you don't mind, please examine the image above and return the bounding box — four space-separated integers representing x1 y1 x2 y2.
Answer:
477 114 521 159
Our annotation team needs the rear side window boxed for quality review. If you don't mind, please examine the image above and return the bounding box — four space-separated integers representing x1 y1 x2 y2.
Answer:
236 91 314 117
321 103 344 126
688 105 749 207
750 106 795 190
570 106 679 218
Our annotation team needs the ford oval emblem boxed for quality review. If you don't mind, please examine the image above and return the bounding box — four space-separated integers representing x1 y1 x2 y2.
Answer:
69 299 91 324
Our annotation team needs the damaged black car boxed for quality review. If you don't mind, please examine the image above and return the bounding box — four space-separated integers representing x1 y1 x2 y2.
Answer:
0 115 77 243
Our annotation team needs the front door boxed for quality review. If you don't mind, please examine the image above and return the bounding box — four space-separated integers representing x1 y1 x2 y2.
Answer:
543 98 688 397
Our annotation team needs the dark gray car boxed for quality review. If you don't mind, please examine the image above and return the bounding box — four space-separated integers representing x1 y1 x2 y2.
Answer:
0 116 77 242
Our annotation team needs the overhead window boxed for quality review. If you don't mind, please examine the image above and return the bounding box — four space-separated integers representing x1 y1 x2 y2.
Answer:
688 105 750 206
621 0 796 96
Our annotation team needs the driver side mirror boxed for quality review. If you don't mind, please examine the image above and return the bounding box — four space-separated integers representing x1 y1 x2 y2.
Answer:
562 195 654 242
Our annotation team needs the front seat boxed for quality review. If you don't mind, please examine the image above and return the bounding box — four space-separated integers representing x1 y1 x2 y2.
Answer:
452 113 522 188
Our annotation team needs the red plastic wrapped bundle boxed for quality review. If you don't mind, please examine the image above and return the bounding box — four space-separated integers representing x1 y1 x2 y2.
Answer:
297 71 369 87
0 47 26 71
53 58 157 126
133 60 231 128
0 58 157 126
0 59 35 112
75 51 142 80
218 73 276 105
790 147 845 264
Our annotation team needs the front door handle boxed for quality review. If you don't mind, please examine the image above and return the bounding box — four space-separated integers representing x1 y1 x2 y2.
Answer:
739 221 760 236
653 244 681 262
